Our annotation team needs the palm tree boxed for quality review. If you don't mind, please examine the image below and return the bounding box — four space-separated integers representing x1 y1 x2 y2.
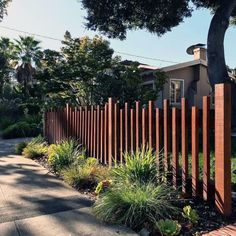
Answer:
13 36 42 95
0 37 14 96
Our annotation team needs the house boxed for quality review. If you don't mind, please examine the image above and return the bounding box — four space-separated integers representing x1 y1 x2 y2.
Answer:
139 45 220 109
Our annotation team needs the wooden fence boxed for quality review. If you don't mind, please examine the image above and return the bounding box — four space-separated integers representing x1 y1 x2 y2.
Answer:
44 83 232 216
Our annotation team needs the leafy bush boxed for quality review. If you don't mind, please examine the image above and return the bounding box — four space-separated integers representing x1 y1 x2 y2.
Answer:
156 219 181 236
0 116 15 130
112 147 157 184
22 136 47 159
182 206 199 224
2 121 41 139
48 140 84 173
15 141 28 155
93 182 178 228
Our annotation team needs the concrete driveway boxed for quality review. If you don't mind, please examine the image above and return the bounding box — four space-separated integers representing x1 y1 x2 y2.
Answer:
0 138 137 236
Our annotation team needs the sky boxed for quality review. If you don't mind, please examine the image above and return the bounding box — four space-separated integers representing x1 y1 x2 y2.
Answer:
0 0 236 68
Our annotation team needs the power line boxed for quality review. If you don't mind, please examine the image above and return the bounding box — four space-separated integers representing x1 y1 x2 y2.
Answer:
0 25 180 64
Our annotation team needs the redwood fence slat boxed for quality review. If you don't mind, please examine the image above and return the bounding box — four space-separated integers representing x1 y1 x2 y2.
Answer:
114 103 118 163
164 99 170 172
108 98 114 167
142 108 147 146
156 108 161 169
125 102 129 153
203 96 210 201
130 108 134 154
120 109 124 164
181 98 188 195
148 101 154 149
93 110 97 158
87 109 91 155
215 84 232 216
136 101 140 152
192 107 199 197
100 109 104 163
44 83 232 216
172 108 179 189
96 106 100 161
104 104 108 165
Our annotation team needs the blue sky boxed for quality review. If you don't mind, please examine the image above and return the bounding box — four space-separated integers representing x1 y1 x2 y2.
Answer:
1 0 236 68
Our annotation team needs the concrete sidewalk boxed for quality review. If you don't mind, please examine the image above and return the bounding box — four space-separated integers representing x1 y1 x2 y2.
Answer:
0 138 137 236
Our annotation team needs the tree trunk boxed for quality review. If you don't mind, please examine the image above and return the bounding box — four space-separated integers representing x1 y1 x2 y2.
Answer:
207 0 236 129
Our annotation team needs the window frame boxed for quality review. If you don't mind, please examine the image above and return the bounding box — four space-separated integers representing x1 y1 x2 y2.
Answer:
169 79 184 105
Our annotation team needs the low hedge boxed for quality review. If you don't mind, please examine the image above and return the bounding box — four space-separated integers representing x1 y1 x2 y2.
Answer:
2 121 41 139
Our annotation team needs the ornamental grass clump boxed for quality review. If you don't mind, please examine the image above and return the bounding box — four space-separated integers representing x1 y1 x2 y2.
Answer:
47 139 84 173
62 157 98 189
93 148 179 229
22 136 48 159
112 147 158 184
93 182 178 229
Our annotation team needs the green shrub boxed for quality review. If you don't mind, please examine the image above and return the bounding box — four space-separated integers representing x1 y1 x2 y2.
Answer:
112 147 157 184
15 141 28 155
156 219 181 236
2 121 41 139
93 182 178 228
0 116 15 130
182 206 199 224
62 157 101 189
48 140 84 173
22 136 47 159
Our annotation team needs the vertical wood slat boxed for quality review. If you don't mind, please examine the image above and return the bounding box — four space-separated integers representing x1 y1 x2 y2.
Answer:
108 98 114 167
142 108 147 146
82 108 85 145
192 107 199 197
90 106 94 156
136 101 140 152
84 106 88 147
172 108 179 189
100 110 104 164
125 103 129 153
104 104 108 165
156 108 161 169
120 109 124 164
93 109 97 158
96 106 100 160
114 103 118 163
203 96 210 201
164 99 170 172
130 109 134 154
215 84 232 216
79 107 82 141
181 98 188 195
148 101 154 149
87 108 91 155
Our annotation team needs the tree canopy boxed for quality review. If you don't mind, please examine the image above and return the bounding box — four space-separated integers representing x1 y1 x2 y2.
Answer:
82 0 236 40
0 0 10 21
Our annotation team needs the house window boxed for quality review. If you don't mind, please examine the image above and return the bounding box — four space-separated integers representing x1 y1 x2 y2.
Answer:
142 82 154 91
170 79 184 104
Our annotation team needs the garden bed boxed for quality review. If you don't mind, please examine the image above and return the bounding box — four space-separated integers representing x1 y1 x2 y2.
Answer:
17 137 236 236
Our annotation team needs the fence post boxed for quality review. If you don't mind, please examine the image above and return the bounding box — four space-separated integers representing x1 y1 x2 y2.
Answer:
108 98 114 167
215 83 232 216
